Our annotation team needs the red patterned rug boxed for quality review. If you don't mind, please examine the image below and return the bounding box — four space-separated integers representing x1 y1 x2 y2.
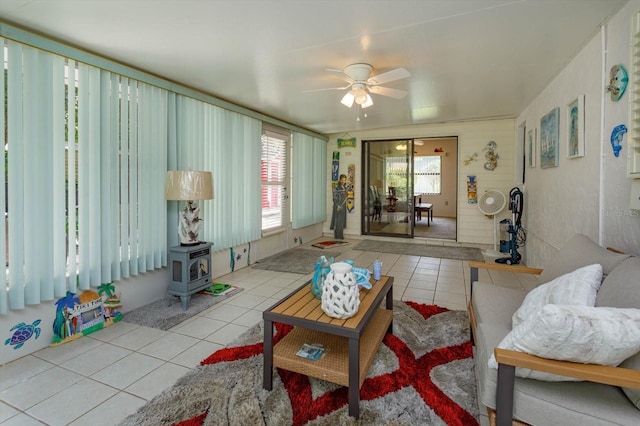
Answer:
118 301 479 425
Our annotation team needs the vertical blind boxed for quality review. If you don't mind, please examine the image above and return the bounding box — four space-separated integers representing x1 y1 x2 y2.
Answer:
1 39 168 313
292 132 327 228
174 96 262 249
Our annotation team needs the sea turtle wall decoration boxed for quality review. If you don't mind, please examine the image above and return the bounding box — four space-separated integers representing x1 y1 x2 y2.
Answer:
5 319 41 349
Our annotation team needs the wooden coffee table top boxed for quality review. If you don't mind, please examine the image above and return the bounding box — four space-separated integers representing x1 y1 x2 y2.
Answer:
264 275 393 333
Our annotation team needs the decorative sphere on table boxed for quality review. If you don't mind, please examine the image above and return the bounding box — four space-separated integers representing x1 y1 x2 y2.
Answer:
321 262 360 319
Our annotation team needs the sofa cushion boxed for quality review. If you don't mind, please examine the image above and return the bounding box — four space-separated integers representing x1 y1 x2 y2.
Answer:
489 304 640 381
471 281 526 327
599 258 640 411
596 256 640 309
538 234 630 283
474 323 640 425
512 264 602 328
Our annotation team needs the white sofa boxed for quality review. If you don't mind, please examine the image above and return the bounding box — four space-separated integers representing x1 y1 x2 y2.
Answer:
469 234 640 426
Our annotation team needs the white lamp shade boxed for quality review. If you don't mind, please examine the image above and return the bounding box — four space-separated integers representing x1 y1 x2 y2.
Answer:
165 171 214 201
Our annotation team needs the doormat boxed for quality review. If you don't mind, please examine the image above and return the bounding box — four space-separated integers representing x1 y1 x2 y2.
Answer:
352 240 484 262
252 248 341 274
123 285 243 330
311 240 350 249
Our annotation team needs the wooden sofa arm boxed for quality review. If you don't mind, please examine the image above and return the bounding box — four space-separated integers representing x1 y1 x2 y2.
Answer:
494 347 640 426
495 348 640 389
469 261 543 279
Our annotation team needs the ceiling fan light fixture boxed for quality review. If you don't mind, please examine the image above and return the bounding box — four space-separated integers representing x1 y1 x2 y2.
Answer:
340 92 355 108
361 94 373 108
396 143 407 151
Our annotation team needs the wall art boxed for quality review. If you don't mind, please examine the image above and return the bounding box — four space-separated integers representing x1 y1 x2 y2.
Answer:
540 107 560 168
567 95 585 158
527 128 536 167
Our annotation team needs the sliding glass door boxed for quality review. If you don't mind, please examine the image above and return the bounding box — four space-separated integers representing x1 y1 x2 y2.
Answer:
362 139 414 237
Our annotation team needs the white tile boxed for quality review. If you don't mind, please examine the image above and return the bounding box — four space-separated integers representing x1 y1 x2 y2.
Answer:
226 293 268 309
108 325 167 350
137 333 200 360
401 288 435 304
205 323 249 346
171 316 226 339
407 279 437 290
89 321 140 342
26 378 117 426
414 267 439 276
232 309 263 328
33 336 103 365
254 298 281 311
201 303 249 322
60 343 131 376
434 292 467 310
0 366 85 410
125 362 191 400
171 340 224 368
436 282 467 296
90 353 164 389
0 413 43 426
248 284 283 298
69 392 147 426
0 355 54 392
0 400 20 423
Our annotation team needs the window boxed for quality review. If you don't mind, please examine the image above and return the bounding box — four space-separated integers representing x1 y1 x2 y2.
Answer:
261 128 289 233
414 156 441 195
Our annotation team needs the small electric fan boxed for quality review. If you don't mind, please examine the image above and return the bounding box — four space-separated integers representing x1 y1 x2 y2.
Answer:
477 189 507 260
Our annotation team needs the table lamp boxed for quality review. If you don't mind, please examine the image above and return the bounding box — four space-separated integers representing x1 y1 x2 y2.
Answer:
165 170 214 245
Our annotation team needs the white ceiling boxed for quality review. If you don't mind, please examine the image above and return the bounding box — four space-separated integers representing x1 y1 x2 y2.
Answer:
0 0 628 135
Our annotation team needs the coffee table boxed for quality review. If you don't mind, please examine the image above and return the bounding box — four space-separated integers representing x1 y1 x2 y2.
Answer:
263 275 394 418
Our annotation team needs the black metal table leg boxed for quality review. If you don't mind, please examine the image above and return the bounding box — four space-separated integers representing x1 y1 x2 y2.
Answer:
263 319 274 390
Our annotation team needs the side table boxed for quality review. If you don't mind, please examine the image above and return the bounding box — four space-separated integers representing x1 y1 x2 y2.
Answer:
167 242 213 310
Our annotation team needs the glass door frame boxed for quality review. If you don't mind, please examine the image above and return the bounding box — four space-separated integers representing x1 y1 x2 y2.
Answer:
361 139 415 238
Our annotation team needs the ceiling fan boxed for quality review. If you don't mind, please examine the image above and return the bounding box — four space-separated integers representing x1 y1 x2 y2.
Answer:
309 63 411 109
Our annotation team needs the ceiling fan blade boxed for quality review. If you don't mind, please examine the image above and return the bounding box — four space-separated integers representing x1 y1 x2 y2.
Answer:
368 85 407 99
303 84 352 93
367 67 411 86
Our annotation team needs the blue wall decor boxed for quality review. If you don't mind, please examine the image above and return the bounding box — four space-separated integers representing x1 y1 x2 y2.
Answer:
607 65 628 101
5 320 41 349
610 124 627 158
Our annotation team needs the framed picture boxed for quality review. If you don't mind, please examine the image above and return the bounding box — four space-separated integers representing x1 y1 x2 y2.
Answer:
567 95 585 158
527 128 536 167
540 107 560 168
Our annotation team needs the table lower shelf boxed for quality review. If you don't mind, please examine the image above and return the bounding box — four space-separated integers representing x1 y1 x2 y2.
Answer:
273 308 393 387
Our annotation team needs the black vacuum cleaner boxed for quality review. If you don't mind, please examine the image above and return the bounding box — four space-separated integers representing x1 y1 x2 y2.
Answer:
496 187 524 265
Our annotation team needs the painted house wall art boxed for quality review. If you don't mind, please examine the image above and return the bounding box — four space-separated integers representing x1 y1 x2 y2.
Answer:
540 107 560 168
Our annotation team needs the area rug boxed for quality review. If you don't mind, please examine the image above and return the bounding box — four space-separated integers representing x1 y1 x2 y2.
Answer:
311 240 350 249
118 301 478 425
252 248 341 274
353 240 484 262
123 286 243 330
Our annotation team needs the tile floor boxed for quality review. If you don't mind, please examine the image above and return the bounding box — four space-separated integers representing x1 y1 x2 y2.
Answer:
0 241 537 425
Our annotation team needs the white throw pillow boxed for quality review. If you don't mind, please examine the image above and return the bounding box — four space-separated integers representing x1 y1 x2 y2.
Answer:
512 263 602 328
489 304 640 381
